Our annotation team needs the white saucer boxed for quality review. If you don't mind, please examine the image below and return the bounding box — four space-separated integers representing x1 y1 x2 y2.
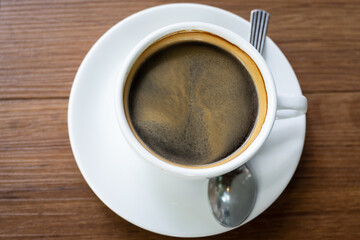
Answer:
68 3 306 237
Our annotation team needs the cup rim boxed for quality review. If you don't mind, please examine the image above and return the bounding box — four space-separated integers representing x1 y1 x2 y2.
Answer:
114 22 277 178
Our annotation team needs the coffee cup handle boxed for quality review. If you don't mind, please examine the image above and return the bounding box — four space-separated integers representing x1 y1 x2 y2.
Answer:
276 95 308 119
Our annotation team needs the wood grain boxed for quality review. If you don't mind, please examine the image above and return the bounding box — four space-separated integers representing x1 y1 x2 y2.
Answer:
0 94 359 239
0 0 359 239
1 0 359 99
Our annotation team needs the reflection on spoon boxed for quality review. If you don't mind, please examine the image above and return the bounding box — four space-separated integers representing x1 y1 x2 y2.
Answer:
208 165 256 227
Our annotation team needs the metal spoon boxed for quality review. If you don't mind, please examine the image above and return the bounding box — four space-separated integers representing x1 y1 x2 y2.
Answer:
208 9 270 228
249 9 270 54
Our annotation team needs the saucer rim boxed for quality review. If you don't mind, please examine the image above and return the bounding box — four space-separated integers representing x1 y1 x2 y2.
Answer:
68 3 306 237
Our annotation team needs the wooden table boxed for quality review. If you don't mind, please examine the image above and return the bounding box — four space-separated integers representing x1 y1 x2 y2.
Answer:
1 0 359 239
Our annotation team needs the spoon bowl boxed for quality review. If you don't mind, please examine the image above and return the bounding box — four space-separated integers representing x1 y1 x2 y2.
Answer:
208 165 256 227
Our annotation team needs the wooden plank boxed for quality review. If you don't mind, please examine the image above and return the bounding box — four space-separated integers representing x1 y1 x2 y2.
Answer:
0 93 359 238
0 0 359 99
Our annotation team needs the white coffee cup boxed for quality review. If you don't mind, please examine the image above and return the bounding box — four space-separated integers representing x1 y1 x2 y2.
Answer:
115 22 307 179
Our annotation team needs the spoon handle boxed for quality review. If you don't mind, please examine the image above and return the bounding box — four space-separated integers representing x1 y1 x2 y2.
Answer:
249 9 270 55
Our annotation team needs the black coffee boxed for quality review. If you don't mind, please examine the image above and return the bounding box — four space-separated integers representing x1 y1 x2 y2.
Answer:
126 38 258 166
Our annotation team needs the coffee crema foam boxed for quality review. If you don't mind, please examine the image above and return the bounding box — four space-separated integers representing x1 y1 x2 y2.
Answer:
124 31 267 167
